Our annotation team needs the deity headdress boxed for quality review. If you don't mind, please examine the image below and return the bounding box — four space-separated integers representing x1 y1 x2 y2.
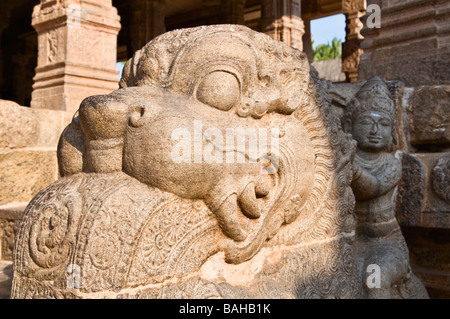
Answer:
344 76 397 147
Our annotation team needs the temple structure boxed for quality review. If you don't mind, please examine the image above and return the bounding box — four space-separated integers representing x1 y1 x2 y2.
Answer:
0 0 367 111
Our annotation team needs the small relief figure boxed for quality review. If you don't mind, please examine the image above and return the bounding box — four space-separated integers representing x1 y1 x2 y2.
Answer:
344 77 428 298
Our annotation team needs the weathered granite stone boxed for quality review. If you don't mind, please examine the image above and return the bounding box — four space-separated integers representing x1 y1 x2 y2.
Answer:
330 82 365 109
407 85 450 148
0 100 38 149
0 203 26 261
397 153 450 229
0 100 67 149
432 157 450 204
311 58 346 83
344 77 428 298
397 153 426 227
10 25 424 299
0 150 57 206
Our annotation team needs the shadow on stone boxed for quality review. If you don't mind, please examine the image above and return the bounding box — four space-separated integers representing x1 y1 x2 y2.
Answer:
0 261 13 299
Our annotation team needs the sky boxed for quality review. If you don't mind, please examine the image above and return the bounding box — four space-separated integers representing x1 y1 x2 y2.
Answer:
115 14 347 78
311 14 346 45
116 61 125 79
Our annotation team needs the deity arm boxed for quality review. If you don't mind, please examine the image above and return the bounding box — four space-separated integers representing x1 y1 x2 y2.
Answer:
351 156 402 201
351 164 381 200
378 156 402 194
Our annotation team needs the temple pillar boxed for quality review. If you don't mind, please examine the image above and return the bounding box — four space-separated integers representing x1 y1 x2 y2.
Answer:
31 0 121 114
342 0 365 83
260 0 304 50
0 8 10 102
128 0 166 58
302 18 313 63
220 0 246 25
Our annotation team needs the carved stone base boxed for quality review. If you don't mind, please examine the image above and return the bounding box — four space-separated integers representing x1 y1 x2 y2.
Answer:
11 172 427 299
10 172 361 299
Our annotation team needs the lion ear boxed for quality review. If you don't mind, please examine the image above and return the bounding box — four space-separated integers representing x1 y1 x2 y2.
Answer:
119 49 143 88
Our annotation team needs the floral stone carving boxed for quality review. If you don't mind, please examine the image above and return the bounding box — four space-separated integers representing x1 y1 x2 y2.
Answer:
344 77 429 298
11 26 423 299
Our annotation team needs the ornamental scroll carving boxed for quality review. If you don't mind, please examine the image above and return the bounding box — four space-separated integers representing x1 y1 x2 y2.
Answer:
342 0 366 13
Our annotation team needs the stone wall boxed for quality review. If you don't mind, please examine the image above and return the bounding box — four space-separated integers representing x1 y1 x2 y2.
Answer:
358 0 450 86
0 99 71 298
393 84 450 298
312 58 346 83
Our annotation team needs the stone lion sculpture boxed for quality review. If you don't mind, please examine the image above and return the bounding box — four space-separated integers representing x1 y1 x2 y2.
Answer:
11 25 426 299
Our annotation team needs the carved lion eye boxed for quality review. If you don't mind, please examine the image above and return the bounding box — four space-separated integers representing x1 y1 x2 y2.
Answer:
196 71 240 111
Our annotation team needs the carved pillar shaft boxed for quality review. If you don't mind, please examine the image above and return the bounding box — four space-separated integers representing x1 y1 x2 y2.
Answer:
302 18 313 63
220 0 246 25
128 0 166 57
260 0 304 50
31 0 121 113
0 8 11 101
342 0 365 83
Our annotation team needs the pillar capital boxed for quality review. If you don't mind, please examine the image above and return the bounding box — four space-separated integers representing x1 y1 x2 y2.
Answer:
260 0 304 50
341 0 366 14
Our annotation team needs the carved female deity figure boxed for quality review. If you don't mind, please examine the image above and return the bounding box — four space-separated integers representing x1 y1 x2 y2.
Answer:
344 77 428 298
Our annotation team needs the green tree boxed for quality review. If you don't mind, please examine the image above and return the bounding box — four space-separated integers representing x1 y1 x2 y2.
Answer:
313 37 342 62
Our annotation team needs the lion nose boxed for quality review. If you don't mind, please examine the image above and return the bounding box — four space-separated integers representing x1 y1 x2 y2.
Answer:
79 94 129 140
78 94 129 173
